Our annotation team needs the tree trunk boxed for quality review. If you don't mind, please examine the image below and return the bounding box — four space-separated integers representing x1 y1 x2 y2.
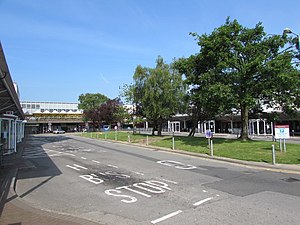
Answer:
92 120 96 132
157 122 162 136
152 121 157 135
188 119 197 136
239 104 250 141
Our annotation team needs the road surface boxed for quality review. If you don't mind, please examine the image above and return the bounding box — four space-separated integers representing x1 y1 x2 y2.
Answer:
16 134 300 225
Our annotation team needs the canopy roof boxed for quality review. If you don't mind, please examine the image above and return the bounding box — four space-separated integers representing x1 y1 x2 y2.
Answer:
0 42 24 119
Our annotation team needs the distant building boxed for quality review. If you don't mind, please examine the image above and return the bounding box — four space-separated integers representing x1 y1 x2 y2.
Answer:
21 101 84 133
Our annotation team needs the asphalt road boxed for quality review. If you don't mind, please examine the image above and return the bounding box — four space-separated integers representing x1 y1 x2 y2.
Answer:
16 134 300 225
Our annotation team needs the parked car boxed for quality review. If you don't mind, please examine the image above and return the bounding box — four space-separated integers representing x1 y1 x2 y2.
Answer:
53 129 65 134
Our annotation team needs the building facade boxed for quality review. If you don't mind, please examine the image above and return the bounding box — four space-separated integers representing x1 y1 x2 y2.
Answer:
21 101 84 133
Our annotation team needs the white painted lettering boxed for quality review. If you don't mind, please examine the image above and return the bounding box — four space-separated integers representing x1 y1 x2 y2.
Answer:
175 164 197 170
80 174 104 184
145 180 171 190
133 183 165 194
105 171 130 179
104 189 137 203
117 186 151 198
157 160 196 170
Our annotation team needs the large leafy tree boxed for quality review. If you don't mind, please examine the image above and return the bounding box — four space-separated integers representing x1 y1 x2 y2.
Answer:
175 56 234 136
181 18 300 140
123 56 187 135
78 93 109 129
78 93 109 111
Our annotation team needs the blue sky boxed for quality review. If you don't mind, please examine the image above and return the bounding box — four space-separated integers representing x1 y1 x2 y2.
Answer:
0 0 299 103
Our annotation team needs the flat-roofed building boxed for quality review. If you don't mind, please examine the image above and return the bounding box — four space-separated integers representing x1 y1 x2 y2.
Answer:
21 101 84 133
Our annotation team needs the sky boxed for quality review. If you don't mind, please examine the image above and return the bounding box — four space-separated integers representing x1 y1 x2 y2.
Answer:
0 0 299 103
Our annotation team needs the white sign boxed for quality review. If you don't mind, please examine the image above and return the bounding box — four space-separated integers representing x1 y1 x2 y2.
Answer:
205 130 213 139
274 125 290 139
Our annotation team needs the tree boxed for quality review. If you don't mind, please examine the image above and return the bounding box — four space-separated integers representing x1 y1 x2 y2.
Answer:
175 56 234 136
97 98 125 126
123 56 188 135
182 18 300 140
78 93 109 130
78 93 109 111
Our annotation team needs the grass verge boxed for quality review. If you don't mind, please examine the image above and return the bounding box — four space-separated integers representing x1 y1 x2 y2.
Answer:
79 131 300 164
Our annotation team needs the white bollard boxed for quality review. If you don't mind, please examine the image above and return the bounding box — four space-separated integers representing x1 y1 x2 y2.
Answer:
272 144 276 165
172 132 175 150
210 139 214 156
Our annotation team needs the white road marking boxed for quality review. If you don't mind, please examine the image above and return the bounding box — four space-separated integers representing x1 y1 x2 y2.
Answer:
151 210 183 224
63 152 76 156
202 190 207 193
92 160 101 164
73 164 88 170
81 157 87 160
66 165 80 171
193 197 213 206
159 178 178 184
107 164 118 168
157 160 197 170
133 171 144 176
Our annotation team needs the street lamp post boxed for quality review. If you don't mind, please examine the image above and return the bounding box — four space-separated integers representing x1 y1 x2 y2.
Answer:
283 28 300 53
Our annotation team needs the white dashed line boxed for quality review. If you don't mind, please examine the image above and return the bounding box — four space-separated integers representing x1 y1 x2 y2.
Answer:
107 164 118 168
73 164 88 170
151 210 183 224
193 197 213 206
159 178 178 184
202 190 207 193
66 165 80 171
132 171 144 176
81 157 87 160
92 160 101 164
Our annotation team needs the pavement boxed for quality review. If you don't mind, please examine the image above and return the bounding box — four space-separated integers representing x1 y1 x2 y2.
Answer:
0 133 300 225
0 138 100 225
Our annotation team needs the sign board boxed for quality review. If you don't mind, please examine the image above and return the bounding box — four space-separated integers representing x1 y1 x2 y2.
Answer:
205 130 213 139
103 125 110 132
274 125 290 139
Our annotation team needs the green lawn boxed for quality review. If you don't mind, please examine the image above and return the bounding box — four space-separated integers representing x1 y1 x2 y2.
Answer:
79 131 300 164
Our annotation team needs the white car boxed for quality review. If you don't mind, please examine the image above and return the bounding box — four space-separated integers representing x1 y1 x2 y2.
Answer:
53 129 65 134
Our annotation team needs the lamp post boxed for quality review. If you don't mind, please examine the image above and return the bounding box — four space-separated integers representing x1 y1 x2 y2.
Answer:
283 28 300 53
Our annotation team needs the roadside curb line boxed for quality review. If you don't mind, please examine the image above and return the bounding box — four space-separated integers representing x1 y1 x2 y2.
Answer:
77 135 300 174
